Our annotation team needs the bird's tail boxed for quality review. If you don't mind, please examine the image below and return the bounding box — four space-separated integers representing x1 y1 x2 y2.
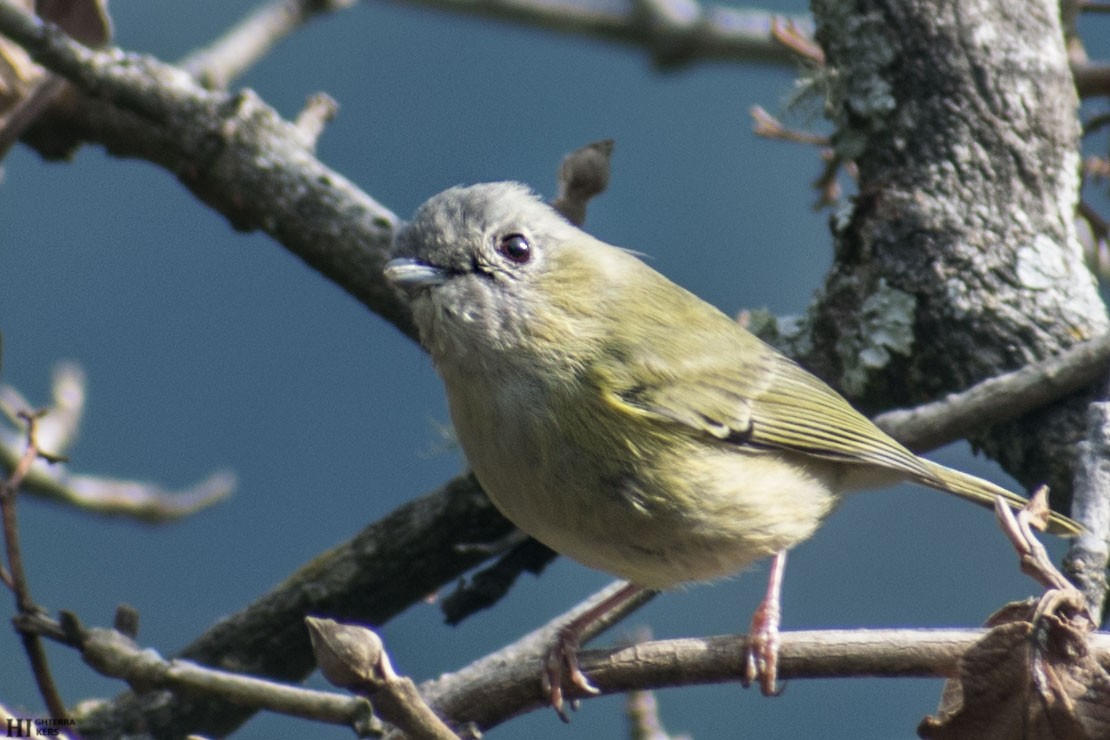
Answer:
914 459 1080 536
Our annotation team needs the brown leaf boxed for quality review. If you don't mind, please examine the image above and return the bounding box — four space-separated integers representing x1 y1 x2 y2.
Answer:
919 591 1110 740
0 0 111 156
36 0 112 47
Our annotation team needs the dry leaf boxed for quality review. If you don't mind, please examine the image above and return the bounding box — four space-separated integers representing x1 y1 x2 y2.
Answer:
919 590 1110 740
36 0 112 46
0 0 111 156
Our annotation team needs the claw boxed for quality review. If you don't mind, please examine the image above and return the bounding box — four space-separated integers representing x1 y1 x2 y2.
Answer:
543 625 600 721
539 581 645 720
742 604 784 696
741 550 787 696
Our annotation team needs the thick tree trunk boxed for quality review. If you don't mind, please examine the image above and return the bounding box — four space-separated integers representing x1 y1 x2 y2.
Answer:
803 0 1108 508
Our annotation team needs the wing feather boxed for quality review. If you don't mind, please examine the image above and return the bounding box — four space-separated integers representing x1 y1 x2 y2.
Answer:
597 338 931 480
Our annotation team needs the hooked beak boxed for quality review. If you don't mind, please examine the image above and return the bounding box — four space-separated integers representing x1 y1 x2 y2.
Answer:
384 258 450 289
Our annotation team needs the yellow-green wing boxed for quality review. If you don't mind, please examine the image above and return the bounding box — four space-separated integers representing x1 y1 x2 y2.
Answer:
745 351 932 478
597 331 931 480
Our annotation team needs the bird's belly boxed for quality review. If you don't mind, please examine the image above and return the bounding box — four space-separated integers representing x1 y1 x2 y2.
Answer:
449 378 838 589
520 450 837 589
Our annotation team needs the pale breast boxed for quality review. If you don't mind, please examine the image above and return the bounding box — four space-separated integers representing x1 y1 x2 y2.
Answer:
443 363 839 589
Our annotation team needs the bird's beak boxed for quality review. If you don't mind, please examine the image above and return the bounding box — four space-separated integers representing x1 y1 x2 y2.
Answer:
384 258 450 289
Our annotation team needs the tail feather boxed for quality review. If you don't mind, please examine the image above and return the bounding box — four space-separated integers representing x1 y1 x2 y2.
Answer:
915 459 1081 536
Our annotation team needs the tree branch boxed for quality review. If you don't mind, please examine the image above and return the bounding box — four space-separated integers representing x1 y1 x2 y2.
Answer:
401 626 1110 735
307 617 458 740
77 474 516 739
380 0 809 69
22 593 1110 739
875 332 1110 453
178 0 358 89
0 0 413 341
0 364 233 522
1 411 70 723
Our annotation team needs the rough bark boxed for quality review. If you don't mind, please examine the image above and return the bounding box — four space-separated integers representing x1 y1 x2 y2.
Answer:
800 0 1108 509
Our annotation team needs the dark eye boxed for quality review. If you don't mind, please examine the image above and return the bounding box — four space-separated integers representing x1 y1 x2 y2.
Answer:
497 233 532 264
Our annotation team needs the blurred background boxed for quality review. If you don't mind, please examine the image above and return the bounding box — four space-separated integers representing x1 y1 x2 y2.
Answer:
2 1 1106 738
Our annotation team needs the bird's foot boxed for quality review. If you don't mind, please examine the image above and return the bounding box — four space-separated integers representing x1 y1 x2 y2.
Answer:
542 625 600 722
741 549 787 696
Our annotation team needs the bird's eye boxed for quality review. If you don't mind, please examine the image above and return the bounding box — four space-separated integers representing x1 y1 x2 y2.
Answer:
497 233 532 264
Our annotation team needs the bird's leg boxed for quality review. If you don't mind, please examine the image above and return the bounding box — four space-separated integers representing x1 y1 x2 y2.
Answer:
542 581 645 721
742 549 787 696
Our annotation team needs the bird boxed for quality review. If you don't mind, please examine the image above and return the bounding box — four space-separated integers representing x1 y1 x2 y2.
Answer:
383 181 1080 716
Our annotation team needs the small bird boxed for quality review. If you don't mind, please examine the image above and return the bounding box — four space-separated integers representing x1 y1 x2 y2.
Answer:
384 182 1079 714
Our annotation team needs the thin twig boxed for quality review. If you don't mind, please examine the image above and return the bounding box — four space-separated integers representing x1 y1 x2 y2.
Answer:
441 537 556 625
769 16 823 62
0 0 408 340
1 411 70 725
12 611 379 734
0 367 234 522
308 617 459 739
401 580 654 735
750 105 829 145
1073 59 1110 97
550 139 613 226
994 488 1077 592
875 332 1110 452
382 0 809 69
178 0 357 88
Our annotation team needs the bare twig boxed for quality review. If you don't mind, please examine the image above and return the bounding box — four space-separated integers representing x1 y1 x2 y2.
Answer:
0 366 234 521
308 617 459 739
874 332 1110 453
769 16 822 62
627 688 688 740
395 580 655 736
750 105 828 146
379 0 810 69
17 611 378 735
78 474 516 739
19 592 1109 740
19 469 235 522
550 139 613 226
1072 59 1110 97
622 627 691 740
1 411 70 724
0 0 409 339
811 149 846 207
401 623 1110 736
291 91 337 151
1076 200 1110 281
440 537 556 625
995 488 1080 593
178 0 357 88
0 73 66 155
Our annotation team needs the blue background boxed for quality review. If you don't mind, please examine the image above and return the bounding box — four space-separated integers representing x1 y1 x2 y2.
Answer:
1 2 1101 738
